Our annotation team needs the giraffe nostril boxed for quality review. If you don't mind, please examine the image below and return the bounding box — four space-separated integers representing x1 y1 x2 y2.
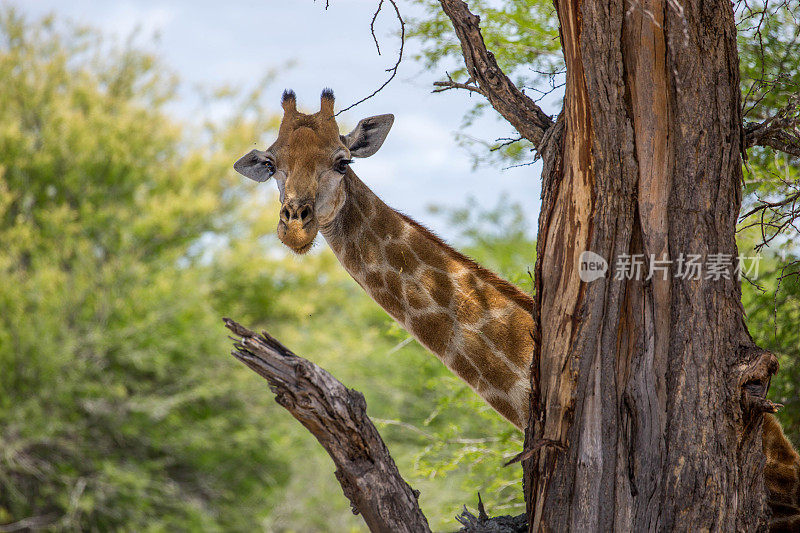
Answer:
280 203 313 224
299 205 312 222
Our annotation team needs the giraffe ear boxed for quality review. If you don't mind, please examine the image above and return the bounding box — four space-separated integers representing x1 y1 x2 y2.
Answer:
341 114 394 158
234 149 273 182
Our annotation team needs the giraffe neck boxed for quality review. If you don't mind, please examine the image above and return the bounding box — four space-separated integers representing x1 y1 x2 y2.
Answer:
320 171 535 428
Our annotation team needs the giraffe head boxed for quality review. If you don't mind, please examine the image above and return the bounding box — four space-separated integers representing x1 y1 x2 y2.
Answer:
234 89 394 253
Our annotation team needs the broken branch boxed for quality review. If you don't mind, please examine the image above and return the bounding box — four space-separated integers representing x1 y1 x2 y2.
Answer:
224 318 430 533
503 439 566 467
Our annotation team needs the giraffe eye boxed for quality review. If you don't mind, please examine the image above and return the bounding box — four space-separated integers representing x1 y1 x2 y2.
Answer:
263 160 275 176
334 159 352 174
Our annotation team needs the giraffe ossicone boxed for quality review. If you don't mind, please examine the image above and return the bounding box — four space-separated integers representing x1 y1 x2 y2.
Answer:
234 89 535 429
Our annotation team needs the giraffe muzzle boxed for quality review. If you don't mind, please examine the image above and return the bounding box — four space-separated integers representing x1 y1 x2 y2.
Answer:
277 200 318 254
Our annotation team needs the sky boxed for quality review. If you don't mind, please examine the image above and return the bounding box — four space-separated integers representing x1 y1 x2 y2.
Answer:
13 0 557 240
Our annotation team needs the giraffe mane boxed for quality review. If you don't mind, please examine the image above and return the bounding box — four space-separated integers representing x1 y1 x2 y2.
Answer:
395 212 534 313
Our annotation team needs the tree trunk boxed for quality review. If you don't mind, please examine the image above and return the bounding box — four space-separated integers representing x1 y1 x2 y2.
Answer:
523 0 778 530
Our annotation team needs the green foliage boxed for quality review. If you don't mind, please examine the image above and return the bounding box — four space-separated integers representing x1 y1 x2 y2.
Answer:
738 2 800 232
407 0 800 171
408 0 561 83
736 4 800 445
738 2 800 123
0 9 287 531
407 0 562 166
739 233 800 447
742 257 800 447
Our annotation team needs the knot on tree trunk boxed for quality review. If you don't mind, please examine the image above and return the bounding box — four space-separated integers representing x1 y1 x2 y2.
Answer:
738 346 781 415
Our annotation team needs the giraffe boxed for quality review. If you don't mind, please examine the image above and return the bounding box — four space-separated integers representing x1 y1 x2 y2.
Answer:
234 89 534 428
763 413 800 532
234 90 800 525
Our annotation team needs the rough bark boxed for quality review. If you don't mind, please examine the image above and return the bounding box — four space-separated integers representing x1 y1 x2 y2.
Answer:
223 318 430 533
518 0 780 531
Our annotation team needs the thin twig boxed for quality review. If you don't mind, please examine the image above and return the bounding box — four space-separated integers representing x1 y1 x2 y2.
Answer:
503 439 566 467
490 136 524 152
432 73 486 95
336 0 405 115
740 190 800 221
370 0 384 55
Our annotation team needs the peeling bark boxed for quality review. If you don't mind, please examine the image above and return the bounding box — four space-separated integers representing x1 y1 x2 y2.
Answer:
522 0 777 530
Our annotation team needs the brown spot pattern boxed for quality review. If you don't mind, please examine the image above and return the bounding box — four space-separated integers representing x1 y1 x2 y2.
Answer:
358 196 375 219
373 210 402 239
483 353 521 393
343 243 359 269
383 270 402 296
429 270 453 309
365 271 384 289
482 318 529 371
488 396 521 427
764 414 800 512
455 295 482 326
373 289 405 321
451 352 481 384
410 312 451 354
459 328 492 361
386 244 416 273
408 231 449 271
454 328 520 393
356 239 380 266
403 283 429 309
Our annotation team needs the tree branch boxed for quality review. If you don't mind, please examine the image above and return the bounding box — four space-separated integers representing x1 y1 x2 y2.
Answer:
437 0 555 153
432 73 486 95
744 95 800 158
738 188 800 251
224 318 430 533
739 190 800 221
